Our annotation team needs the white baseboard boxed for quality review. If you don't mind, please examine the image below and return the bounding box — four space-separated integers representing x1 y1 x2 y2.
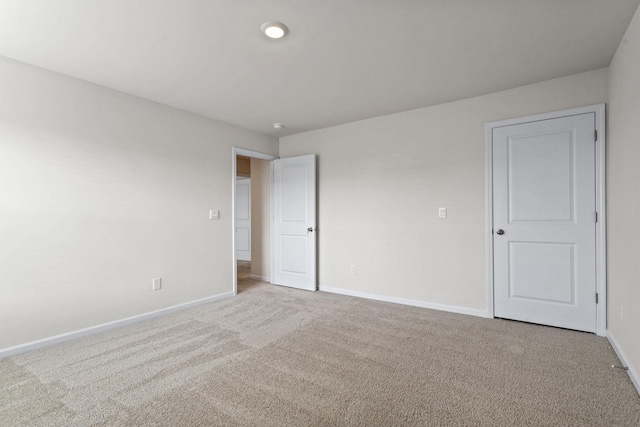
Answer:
319 286 491 319
249 274 269 282
0 291 234 360
607 332 640 396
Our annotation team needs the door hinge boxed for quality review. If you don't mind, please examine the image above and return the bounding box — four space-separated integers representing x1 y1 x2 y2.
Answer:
596 293 599 304
595 130 598 142
595 212 598 223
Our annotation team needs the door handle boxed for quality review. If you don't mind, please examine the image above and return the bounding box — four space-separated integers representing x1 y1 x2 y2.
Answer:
307 227 314 233
496 229 504 235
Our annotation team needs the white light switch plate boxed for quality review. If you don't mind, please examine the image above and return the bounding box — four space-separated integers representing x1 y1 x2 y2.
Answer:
209 209 220 220
438 207 447 218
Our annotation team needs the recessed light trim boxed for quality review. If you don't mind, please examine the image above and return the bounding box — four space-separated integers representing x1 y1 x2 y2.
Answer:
261 21 288 39
273 123 285 129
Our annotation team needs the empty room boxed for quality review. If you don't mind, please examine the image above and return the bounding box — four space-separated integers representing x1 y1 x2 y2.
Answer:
1 1 640 425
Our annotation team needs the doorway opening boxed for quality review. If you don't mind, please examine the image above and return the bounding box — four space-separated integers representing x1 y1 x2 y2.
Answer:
232 148 278 295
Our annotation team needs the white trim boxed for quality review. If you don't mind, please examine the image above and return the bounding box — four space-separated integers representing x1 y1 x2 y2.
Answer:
269 160 275 288
320 286 491 319
485 123 495 318
607 332 640 397
594 104 607 336
0 292 234 360
485 104 607 336
234 148 277 161
232 148 237 295
231 147 278 296
249 274 270 282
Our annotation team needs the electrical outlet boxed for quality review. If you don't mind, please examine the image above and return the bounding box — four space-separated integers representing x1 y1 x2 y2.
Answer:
619 304 624 321
152 278 161 291
350 265 356 275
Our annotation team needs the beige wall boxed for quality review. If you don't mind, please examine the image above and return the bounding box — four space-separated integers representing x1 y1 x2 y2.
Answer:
250 159 271 280
0 56 278 349
236 156 251 177
607 4 640 383
280 68 608 314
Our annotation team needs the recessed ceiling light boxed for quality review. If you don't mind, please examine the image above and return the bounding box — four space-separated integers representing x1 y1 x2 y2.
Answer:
261 21 288 39
273 123 285 129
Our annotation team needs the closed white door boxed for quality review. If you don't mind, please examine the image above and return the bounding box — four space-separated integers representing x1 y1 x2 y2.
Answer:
235 178 251 262
273 155 316 291
492 113 596 333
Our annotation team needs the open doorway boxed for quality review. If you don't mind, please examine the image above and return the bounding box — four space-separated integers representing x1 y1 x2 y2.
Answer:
232 148 278 295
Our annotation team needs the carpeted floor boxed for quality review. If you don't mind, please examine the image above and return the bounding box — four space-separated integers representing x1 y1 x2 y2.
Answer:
1 277 639 426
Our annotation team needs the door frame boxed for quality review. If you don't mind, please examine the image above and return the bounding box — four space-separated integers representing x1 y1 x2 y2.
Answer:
232 147 279 295
485 104 606 336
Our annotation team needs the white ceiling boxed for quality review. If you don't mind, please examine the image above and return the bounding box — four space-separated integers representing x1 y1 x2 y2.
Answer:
0 1 638 136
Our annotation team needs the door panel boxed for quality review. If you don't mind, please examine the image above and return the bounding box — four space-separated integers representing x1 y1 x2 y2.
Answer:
273 155 316 291
281 235 308 273
235 178 251 261
508 131 574 222
280 165 308 221
509 242 575 304
493 113 596 332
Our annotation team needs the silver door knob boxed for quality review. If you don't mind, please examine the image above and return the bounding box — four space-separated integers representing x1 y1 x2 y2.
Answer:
307 227 314 232
496 229 504 235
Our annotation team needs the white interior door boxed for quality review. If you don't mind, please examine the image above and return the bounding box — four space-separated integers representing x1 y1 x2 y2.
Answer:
235 177 251 262
273 155 316 291
492 113 596 333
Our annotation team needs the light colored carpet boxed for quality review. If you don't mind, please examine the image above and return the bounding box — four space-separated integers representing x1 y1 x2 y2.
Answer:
1 278 639 426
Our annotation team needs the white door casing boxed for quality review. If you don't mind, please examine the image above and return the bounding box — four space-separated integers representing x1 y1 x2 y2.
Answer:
273 155 317 291
489 109 602 333
235 177 251 262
